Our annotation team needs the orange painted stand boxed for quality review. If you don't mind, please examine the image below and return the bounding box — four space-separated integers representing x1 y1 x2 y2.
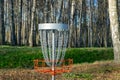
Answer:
33 59 73 75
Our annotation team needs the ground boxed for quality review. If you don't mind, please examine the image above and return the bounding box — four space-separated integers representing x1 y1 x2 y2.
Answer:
0 61 120 80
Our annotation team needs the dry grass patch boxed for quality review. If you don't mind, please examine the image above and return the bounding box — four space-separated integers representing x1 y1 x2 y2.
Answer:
0 61 120 80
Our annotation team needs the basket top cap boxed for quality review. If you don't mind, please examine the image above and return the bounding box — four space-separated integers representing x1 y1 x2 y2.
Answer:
38 23 68 31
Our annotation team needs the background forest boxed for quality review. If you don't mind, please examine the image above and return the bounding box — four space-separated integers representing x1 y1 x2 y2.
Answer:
0 0 120 47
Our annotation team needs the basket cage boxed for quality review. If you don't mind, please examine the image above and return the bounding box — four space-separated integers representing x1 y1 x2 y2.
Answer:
34 23 73 75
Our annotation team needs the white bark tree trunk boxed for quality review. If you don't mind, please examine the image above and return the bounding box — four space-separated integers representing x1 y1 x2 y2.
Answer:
56 0 63 23
108 0 120 62
68 0 75 47
29 0 36 46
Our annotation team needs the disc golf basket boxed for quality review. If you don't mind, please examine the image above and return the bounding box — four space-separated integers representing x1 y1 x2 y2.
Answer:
34 23 73 80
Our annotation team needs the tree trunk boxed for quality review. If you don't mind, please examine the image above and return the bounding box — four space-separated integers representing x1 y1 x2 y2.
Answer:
44 0 48 23
108 0 120 62
77 0 82 47
0 0 5 45
17 0 22 45
56 0 63 23
87 0 93 47
103 0 108 47
29 0 36 47
0 0 2 44
11 0 17 46
68 0 75 47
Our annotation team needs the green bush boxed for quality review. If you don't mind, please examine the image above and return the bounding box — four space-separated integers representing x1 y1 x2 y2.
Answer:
65 48 114 63
0 46 114 68
0 46 43 69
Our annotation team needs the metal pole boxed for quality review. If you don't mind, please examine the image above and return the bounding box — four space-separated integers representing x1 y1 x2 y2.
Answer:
52 31 55 80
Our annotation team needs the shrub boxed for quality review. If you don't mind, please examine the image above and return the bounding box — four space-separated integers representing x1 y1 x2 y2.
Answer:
0 46 43 68
65 48 113 63
0 46 114 68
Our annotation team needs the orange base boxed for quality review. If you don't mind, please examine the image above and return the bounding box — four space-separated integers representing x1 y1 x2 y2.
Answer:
33 59 73 75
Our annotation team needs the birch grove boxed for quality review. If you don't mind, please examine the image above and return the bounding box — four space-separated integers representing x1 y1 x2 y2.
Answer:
0 0 119 48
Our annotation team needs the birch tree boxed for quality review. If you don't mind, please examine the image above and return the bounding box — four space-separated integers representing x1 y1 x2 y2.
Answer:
17 0 22 45
68 0 75 47
74 0 83 47
29 0 36 46
108 0 120 62
56 0 63 23
87 0 93 47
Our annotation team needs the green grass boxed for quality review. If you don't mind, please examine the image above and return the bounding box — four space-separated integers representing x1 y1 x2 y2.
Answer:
0 46 114 68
